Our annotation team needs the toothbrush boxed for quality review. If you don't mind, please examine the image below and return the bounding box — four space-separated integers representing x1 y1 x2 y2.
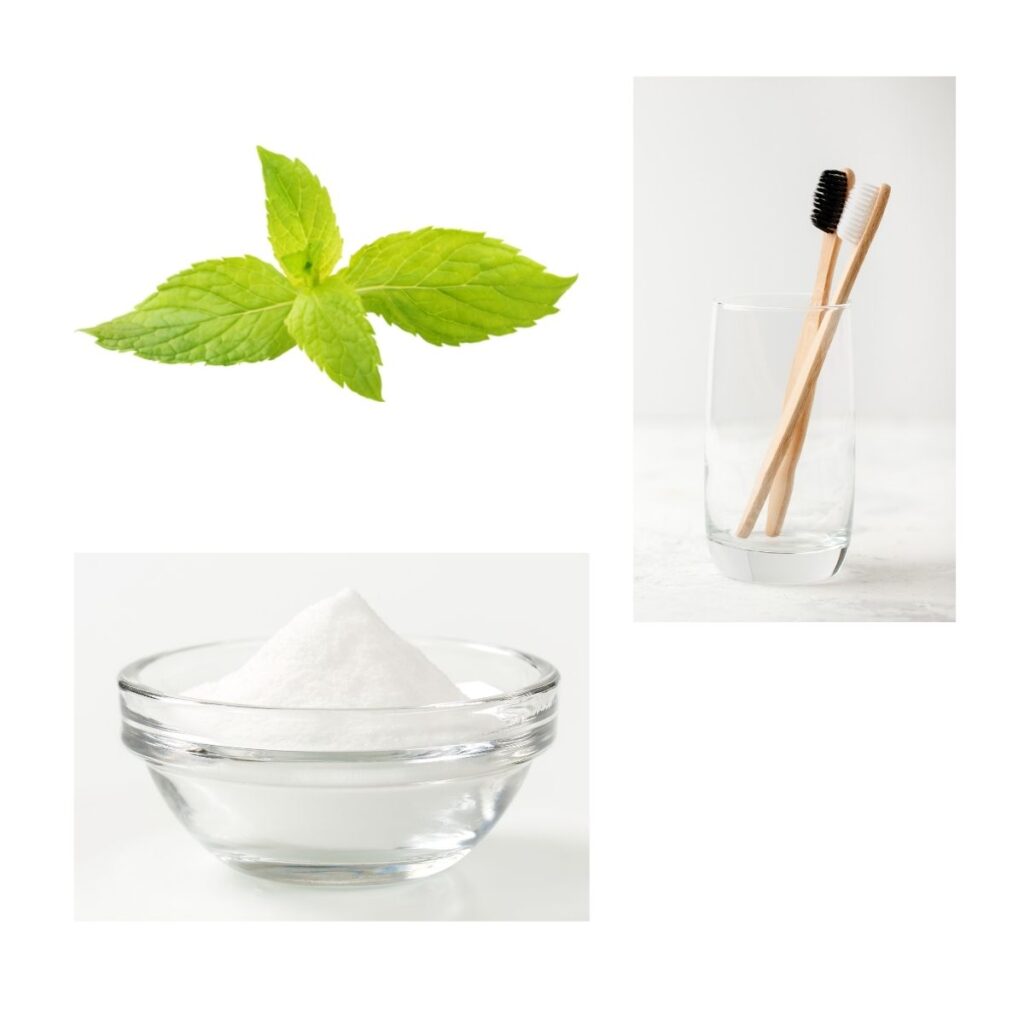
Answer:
765 168 855 537
735 181 891 539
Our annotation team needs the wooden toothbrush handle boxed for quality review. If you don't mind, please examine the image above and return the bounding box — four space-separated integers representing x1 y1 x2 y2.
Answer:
734 306 846 538
765 233 840 536
767 167 854 537
735 183 890 539
766 383 816 534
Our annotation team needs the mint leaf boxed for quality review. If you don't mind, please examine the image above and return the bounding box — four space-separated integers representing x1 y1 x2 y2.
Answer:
285 277 382 400
340 228 576 346
258 146 341 287
81 257 297 364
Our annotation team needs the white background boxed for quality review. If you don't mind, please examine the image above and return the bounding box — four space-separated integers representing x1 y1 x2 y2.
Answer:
3 1 1023 1022
75 553 588 920
635 77 955 420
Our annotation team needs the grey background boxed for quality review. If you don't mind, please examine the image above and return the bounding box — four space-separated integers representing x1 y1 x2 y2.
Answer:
634 77 955 421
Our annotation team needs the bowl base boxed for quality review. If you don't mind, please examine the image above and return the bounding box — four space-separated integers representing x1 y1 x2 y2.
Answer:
220 848 471 886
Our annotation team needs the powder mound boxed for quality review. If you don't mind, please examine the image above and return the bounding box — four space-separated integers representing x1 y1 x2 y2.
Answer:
185 589 463 708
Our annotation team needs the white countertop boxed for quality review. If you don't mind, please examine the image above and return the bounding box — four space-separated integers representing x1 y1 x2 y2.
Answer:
635 419 955 621
75 812 587 922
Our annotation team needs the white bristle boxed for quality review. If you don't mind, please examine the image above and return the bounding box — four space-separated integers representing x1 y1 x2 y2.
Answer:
836 182 879 245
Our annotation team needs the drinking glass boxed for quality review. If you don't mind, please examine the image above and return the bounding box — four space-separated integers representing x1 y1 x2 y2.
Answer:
705 294 854 584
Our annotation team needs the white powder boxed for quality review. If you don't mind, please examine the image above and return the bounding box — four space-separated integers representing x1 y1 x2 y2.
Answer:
174 590 510 751
185 589 464 708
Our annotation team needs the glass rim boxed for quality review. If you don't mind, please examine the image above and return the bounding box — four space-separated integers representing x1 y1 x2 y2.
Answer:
117 635 559 714
714 292 850 312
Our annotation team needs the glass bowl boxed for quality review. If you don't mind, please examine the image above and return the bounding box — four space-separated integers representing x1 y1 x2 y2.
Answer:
118 637 558 886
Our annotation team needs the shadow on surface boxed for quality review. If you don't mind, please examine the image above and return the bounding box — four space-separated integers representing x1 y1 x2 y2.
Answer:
77 830 589 922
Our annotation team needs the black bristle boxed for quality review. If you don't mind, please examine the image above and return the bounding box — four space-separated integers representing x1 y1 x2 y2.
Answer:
811 169 848 233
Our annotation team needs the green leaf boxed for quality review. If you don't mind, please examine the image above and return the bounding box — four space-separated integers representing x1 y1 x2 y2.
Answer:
81 257 297 364
340 227 576 346
285 277 382 400
257 146 342 286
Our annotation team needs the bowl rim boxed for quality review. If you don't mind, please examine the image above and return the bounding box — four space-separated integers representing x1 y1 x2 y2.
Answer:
118 635 559 714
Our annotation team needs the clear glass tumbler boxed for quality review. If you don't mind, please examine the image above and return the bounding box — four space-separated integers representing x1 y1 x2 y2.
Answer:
705 294 854 584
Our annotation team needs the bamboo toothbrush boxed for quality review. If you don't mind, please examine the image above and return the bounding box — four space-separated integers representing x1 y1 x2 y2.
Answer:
735 181 891 539
765 168 855 537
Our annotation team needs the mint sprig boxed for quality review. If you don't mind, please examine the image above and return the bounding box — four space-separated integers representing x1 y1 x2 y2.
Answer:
81 148 576 401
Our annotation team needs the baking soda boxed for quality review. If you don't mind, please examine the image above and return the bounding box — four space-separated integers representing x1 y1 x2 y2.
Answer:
185 589 464 708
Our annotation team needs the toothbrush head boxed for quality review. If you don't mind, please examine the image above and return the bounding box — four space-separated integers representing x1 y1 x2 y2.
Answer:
837 182 881 245
811 170 849 233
